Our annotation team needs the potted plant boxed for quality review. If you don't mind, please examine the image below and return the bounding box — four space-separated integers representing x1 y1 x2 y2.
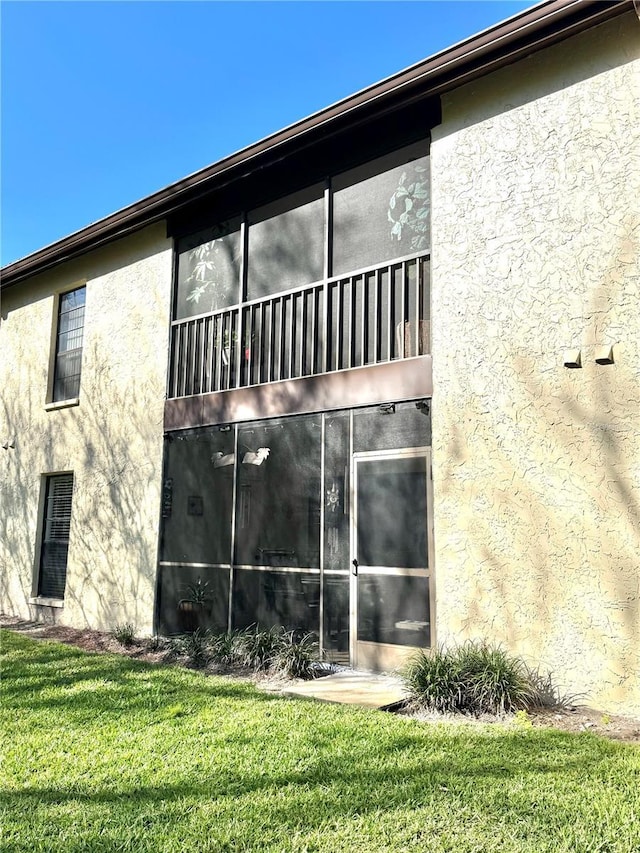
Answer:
177 578 212 633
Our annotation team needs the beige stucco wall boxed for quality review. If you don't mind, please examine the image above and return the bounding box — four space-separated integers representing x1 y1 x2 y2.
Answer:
431 13 640 715
0 223 172 634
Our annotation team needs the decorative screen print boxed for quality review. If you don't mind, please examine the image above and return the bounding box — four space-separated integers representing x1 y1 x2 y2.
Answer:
323 414 349 572
175 219 242 320
332 140 430 276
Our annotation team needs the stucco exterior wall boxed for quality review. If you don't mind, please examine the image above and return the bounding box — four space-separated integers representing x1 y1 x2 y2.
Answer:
0 223 172 634
431 13 640 715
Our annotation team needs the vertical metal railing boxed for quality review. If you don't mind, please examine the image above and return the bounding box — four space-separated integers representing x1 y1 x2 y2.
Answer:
169 252 429 398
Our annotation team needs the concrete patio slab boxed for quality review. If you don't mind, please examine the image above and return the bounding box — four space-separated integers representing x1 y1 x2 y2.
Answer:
280 671 408 709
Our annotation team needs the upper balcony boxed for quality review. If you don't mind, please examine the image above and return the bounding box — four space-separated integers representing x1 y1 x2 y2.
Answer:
165 140 432 428
169 250 429 398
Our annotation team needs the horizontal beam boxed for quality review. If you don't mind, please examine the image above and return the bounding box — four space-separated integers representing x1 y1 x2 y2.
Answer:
164 356 432 431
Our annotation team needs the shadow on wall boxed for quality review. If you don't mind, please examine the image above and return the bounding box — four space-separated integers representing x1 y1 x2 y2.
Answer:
439 217 639 703
0 333 165 633
1 383 54 618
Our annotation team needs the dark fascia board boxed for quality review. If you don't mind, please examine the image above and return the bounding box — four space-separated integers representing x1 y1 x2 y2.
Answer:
1 0 632 289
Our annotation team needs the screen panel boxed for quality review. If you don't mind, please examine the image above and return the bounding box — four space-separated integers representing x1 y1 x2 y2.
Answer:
157 565 230 635
356 456 428 569
353 402 431 453
235 416 321 568
247 187 324 300
161 431 235 565
175 220 242 319
322 574 349 655
333 142 429 275
357 574 429 647
232 569 320 636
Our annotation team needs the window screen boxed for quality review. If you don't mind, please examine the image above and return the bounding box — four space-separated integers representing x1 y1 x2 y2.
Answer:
38 473 74 599
247 187 324 300
53 287 85 402
235 416 322 568
332 142 430 275
175 220 242 320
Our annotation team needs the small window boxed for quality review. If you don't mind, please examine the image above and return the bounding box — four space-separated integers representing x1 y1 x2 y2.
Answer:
53 286 86 402
38 473 74 600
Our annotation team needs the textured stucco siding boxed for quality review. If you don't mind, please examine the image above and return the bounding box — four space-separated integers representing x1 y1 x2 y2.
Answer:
0 224 172 633
431 13 640 714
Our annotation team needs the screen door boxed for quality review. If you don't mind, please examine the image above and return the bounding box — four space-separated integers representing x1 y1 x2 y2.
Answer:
351 449 433 671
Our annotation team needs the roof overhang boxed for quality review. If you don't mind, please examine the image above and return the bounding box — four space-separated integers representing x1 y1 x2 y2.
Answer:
1 0 633 289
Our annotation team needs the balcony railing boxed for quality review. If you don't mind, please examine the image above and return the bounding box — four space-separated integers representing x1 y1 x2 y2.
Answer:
168 252 429 398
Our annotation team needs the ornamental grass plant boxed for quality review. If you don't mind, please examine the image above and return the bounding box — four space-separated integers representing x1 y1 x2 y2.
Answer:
268 630 319 679
403 641 538 715
167 626 320 678
111 622 137 647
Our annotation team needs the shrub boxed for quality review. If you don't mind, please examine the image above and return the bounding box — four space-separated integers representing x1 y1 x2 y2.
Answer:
525 665 580 709
234 626 284 671
161 626 321 678
403 641 537 715
462 642 536 714
144 635 169 653
403 646 463 713
208 631 240 667
173 628 211 667
112 623 136 647
270 631 319 679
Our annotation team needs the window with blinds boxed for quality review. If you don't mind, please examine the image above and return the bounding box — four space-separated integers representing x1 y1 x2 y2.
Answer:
38 473 74 599
53 287 86 402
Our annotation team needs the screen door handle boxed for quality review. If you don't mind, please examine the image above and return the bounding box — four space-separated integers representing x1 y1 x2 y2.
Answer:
352 558 358 576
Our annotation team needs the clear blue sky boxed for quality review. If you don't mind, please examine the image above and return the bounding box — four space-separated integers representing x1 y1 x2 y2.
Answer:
1 1 531 267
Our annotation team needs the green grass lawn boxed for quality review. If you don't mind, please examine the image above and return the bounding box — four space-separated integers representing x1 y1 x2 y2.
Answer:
2 630 639 853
